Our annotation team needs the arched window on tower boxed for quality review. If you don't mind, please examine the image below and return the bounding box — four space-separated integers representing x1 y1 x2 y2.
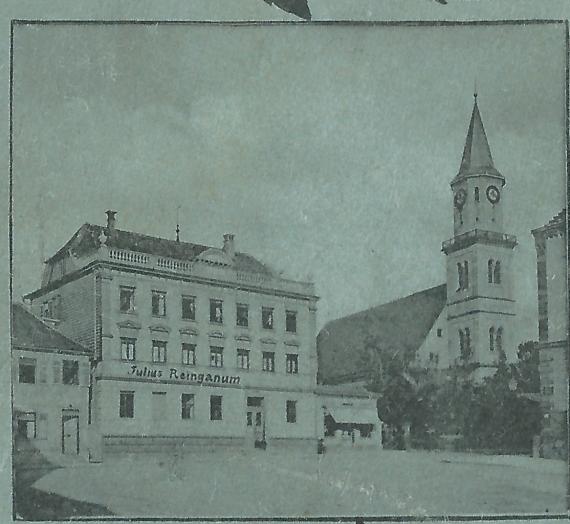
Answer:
489 327 495 351
464 327 471 360
494 261 501 284
474 187 480 202
457 263 463 292
495 327 503 355
488 259 494 283
463 261 469 290
459 329 465 357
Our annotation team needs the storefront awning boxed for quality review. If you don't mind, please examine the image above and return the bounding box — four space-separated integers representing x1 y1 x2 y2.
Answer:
326 406 379 425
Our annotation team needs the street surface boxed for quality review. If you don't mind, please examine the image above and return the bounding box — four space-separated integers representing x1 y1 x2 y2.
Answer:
30 448 566 517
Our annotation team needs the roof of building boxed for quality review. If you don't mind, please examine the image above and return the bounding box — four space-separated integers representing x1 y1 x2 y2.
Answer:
457 96 502 180
11 303 90 355
315 382 376 399
48 222 275 276
317 284 447 384
531 209 567 236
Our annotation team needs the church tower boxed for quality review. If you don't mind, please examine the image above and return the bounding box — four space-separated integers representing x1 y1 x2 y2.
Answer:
442 94 517 380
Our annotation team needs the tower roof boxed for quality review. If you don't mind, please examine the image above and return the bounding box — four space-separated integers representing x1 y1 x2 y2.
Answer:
456 95 503 181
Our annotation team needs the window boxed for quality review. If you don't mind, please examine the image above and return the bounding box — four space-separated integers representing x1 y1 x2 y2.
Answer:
286 311 297 333
489 327 495 351
459 328 471 360
181 343 196 366
152 340 167 363
210 299 223 324
120 287 135 313
494 261 501 284
474 187 480 202
496 327 503 354
286 400 297 423
62 360 79 385
181 393 195 420
488 259 494 283
119 391 134 418
246 412 252 426
41 296 61 319
19 358 36 384
210 395 222 420
236 303 249 327
463 261 469 289
286 354 298 374
262 307 274 329
181 296 196 320
152 291 167 317
457 263 463 291
210 347 224 368
437 328 443 337
262 352 275 372
121 337 136 361
237 349 250 370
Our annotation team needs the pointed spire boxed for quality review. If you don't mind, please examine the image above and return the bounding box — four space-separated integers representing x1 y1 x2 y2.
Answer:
457 94 502 179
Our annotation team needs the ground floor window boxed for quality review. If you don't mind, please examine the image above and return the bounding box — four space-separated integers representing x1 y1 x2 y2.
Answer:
181 393 195 420
119 391 134 418
210 395 222 420
286 400 297 423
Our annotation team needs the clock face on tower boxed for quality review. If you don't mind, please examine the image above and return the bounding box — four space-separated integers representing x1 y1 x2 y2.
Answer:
486 185 500 204
454 189 467 209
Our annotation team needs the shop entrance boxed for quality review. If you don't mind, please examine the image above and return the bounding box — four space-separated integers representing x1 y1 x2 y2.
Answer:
61 410 79 455
246 397 265 447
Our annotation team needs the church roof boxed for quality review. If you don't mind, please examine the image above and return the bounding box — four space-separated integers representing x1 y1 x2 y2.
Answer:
317 284 447 385
456 96 503 181
11 303 90 355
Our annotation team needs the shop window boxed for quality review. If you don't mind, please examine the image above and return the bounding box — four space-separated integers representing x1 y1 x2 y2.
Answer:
120 287 135 313
210 395 222 421
210 299 223 324
262 352 275 372
237 349 250 370
119 391 134 418
210 347 224 368
121 337 136 361
152 340 167 363
236 303 249 327
181 296 196 321
286 400 297 423
152 291 167 317
286 311 297 333
286 354 298 374
18 357 36 384
262 307 274 330
181 393 195 420
62 360 79 385
181 343 196 366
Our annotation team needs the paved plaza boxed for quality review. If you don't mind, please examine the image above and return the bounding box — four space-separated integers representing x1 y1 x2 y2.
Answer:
27 448 567 518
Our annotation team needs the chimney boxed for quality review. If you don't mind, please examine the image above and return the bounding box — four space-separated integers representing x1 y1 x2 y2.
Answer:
223 233 235 258
105 210 117 234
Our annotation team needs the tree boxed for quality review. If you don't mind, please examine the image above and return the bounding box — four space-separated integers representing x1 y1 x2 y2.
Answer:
515 340 540 394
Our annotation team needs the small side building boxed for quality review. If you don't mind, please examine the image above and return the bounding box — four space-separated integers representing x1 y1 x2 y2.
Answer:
531 209 568 459
12 303 91 458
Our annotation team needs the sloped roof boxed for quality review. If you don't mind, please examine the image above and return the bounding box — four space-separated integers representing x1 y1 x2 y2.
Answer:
11 303 90 355
48 223 274 276
317 284 447 385
315 382 375 399
531 209 567 238
457 96 502 180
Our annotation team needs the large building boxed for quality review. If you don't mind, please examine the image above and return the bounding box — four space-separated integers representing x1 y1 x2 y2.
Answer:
25 213 321 458
531 209 568 459
319 95 518 384
12 303 91 458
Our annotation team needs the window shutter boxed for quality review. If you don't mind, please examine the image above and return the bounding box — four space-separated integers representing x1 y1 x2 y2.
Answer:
53 360 61 384
80 361 90 386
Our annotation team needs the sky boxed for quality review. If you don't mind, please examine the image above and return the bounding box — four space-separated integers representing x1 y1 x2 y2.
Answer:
11 16 566 345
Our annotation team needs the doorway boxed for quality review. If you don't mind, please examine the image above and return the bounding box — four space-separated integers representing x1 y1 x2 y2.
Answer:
61 410 79 455
246 397 265 447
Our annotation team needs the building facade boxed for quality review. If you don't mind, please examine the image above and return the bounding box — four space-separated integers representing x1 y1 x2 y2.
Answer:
12 303 91 458
532 209 568 459
442 94 518 381
25 212 319 458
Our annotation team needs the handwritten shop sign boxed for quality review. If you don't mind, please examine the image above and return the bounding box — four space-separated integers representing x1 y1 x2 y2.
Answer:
128 365 240 385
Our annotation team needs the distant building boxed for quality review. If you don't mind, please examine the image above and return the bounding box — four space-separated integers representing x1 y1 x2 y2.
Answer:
531 209 568 459
318 95 517 383
11 303 90 457
25 211 319 458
